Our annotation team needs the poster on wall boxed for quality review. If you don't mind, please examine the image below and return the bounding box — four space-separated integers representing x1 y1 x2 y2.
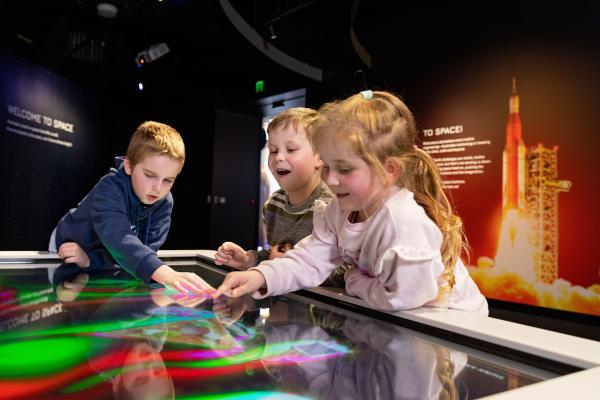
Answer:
416 47 600 317
0 49 102 250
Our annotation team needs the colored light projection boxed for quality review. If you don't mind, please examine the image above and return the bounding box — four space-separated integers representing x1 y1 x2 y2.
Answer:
0 278 349 399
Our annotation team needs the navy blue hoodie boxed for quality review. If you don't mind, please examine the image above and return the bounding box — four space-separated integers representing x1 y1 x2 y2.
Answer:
51 157 173 283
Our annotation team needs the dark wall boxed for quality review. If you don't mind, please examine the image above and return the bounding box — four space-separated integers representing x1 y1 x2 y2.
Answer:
0 50 216 250
0 49 107 249
86 81 217 250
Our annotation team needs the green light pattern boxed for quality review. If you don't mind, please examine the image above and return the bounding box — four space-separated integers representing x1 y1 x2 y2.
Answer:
0 337 93 377
0 315 183 342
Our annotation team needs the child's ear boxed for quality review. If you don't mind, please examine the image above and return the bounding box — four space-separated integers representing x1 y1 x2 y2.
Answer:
314 153 324 169
384 158 401 179
123 158 133 176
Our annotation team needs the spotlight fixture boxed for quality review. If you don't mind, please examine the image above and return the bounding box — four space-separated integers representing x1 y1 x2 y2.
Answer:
134 42 170 67
268 25 277 40
96 3 118 18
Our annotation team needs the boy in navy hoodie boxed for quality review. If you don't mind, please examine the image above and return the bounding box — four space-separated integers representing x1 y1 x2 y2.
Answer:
49 121 211 295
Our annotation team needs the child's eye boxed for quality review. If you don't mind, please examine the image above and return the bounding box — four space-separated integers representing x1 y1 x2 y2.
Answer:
269 149 277 154
286 148 297 153
339 168 352 174
164 179 174 183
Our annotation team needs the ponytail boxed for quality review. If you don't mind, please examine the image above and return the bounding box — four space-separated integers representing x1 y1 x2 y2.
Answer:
402 148 467 300
312 90 467 302
435 347 458 400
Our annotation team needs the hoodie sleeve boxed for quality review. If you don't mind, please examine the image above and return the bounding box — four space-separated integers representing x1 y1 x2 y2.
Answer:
90 178 165 283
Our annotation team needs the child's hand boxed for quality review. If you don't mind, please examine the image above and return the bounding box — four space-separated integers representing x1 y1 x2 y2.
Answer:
212 295 251 325
269 241 293 260
58 242 90 268
56 273 90 302
151 265 215 296
150 288 208 308
214 242 255 269
212 270 266 299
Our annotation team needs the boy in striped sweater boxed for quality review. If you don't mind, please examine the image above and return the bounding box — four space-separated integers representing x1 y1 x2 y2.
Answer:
215 108 347 286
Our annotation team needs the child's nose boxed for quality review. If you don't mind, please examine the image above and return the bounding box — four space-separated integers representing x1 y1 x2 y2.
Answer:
325 173 339 186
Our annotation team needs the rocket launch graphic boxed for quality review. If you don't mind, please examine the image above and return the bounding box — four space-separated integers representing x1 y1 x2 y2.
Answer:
502 78 526 213
470 79 596 316
495 78 535 281
495 78 570 283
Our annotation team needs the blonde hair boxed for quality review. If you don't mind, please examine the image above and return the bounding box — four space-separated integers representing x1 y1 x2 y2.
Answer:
313 91 466 299
435 347 458 400
126 121 185 168
267 107 319 149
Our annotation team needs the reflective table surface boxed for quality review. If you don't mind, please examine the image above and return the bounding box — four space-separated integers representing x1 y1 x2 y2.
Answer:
0 257 568 399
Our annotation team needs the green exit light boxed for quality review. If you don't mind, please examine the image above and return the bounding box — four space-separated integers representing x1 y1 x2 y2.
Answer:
255 80 264 93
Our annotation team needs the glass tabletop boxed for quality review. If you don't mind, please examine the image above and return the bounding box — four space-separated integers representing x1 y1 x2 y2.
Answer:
0 261 560 399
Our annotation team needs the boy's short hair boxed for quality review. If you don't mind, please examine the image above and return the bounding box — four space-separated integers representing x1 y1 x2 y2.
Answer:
267 108 318 149
126 121 185 168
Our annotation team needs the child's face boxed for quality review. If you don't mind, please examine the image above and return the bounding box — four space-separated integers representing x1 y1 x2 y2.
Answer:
114 341 173 399
124 154 182 205
318 138 388 220
267 125 321 195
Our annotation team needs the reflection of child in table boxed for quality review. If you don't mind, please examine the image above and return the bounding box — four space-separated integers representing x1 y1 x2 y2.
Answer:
269 318 467 400
211 293 466 399
53 265 175 399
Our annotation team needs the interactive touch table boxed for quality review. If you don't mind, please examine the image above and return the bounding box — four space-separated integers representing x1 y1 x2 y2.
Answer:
0 250 598 399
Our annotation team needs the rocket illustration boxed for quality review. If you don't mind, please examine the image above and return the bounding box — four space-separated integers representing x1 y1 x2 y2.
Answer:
502 78 527 213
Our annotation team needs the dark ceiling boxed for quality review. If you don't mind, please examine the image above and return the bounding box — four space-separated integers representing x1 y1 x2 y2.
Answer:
1 0 361 98
1 0 599 103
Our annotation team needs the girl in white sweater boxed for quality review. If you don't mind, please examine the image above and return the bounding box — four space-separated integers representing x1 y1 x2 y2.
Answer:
213 90 488 314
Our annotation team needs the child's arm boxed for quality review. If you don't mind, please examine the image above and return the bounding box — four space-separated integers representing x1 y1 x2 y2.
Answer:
151 265 215 296
344 251 440 311
213 270 266 298
344 210 442 311
248 204 341 297
215 242 256 269
90 181 171 283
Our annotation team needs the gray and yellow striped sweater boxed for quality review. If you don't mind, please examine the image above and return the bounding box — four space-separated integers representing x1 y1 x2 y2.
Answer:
251 181 333 264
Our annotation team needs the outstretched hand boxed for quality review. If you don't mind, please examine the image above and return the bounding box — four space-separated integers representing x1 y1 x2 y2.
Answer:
58 242 90 268
151 265 215 296
150 287 208 308
212 270 266 299
214 242 255 269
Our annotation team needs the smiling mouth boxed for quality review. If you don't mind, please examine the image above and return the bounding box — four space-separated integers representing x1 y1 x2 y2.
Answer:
277 169 291 176
336 193 349 198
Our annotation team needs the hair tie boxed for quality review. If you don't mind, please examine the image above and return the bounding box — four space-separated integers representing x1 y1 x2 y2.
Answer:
360 90 373 100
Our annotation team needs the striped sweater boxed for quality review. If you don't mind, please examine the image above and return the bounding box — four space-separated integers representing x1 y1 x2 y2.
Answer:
251 181 333 264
